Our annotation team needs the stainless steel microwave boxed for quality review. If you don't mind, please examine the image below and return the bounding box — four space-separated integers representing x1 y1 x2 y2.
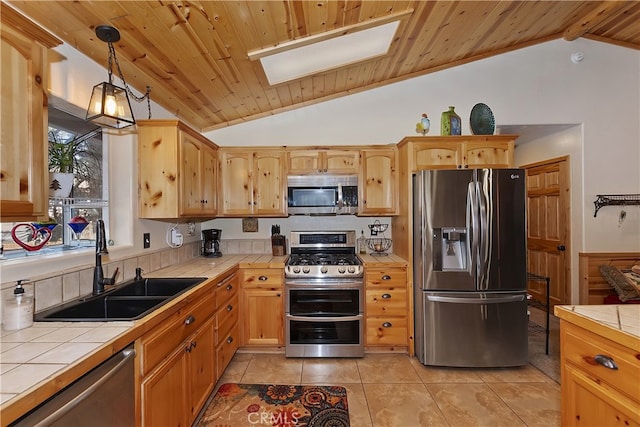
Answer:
287 175 358 215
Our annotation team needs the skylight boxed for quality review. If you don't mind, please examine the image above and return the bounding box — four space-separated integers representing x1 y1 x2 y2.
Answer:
249 19 402 86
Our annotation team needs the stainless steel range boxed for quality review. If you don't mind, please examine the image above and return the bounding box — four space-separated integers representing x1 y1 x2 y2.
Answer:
285 231 364 358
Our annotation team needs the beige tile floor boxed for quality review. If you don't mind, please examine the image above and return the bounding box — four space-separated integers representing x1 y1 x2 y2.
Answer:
214 351 560 427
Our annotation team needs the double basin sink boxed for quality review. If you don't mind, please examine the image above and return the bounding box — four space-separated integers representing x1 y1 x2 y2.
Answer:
34 277 207 322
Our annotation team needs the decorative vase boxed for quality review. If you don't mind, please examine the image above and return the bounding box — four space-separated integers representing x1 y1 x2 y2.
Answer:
441 106 461 136
49 172 74 198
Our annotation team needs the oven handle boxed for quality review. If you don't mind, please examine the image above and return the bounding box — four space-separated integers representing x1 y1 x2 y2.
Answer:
285 282 364 289
287 314 363 322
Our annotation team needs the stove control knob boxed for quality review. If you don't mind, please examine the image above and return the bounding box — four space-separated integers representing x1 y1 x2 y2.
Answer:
348 266 356 273
292 266 300 273
302 266 310 274
338 266 346 274
320 266 328 274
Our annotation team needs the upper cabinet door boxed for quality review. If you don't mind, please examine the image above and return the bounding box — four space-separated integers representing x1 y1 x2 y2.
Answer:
359 149 398 216
287 150 322 174
463 139 514 168
200 145 218 216
253 151 287 216
0 5 61 221
287 149 359 175
324 150 359 175
180 134 203 216
219 151 253 216
413 142 462 170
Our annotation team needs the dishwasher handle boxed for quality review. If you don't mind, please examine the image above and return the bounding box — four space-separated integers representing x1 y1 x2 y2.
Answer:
29 346 136 427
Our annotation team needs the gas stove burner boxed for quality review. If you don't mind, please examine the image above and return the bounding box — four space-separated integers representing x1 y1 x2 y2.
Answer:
286 230 363 279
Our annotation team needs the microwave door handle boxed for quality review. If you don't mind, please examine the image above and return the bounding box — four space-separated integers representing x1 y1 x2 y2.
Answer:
337 184 344 210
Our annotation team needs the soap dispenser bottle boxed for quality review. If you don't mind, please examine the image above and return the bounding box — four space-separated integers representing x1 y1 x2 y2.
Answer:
2 280 34 331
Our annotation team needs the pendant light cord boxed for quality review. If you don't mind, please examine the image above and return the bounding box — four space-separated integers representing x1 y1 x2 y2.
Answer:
107 41 152 119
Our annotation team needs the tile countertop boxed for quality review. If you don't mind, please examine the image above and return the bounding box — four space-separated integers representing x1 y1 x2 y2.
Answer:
0 254 286 424
554 305 640 351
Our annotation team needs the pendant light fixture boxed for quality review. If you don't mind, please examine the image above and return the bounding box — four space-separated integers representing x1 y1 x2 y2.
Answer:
86 25 151 129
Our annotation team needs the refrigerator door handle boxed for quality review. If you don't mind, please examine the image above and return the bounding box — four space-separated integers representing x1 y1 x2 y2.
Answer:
426 295 525 304
477 171 492 289
467 181 478 278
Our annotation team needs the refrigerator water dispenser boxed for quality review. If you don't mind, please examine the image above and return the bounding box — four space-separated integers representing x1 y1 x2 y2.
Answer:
438 228 467 271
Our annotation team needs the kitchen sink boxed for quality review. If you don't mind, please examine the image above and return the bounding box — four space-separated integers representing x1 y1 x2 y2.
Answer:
109 277 206 297
34 277 207 322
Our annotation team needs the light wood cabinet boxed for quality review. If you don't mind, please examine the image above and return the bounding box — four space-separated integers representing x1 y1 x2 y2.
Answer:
239 268 284 347
560 321 640 427
410 136 515 171
359 148 398 216
214 272 240 379
139 306 216 426
287 148 359 175
218 149 287 217
137 269 240 426
137 120 219 219
365 266 408 347
0 4 61 221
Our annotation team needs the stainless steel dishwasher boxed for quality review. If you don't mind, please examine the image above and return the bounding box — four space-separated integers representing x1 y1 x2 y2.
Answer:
11 345 136 427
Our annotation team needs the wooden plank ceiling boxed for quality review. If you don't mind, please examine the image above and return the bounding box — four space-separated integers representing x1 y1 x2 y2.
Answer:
7 1 639 132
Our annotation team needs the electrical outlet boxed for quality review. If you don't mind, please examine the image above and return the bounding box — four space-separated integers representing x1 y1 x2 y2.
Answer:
143 233 150 249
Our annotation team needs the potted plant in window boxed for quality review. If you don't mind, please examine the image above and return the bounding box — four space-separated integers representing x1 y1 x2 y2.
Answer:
48 129 101 198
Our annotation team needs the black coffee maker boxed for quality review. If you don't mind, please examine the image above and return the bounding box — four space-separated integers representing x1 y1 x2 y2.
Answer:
201 229 222 257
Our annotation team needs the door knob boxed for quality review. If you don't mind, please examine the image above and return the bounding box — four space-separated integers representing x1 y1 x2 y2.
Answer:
557 245 566 251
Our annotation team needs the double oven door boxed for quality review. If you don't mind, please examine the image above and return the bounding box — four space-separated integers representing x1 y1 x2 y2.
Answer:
285 280 364 358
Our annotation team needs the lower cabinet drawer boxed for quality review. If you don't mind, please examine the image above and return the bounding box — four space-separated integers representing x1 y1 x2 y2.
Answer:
217 323 240 379
216 294 239 345
365 316 408 346
563 323 640 401
140 292 215 376
365 289 406 317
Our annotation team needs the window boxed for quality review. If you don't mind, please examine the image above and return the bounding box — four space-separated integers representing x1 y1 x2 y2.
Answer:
0 106 108 259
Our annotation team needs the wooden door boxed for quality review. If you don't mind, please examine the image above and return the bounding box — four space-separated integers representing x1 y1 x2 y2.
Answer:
253 151 287 216
219 150 253 216
359 149 398 215
525 157 570 307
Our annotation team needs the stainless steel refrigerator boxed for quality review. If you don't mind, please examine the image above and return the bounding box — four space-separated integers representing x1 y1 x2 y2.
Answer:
413 168 528 367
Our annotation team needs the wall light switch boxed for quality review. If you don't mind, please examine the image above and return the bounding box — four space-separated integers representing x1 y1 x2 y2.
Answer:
143 233 151 249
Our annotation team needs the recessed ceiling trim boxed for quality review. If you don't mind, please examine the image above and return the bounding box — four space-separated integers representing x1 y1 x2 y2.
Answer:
247 9 413 61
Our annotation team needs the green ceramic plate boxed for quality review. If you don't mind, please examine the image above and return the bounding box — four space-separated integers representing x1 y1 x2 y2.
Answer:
470 103 495 135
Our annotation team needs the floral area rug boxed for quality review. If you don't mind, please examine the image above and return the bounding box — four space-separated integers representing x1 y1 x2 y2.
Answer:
196 383 350 427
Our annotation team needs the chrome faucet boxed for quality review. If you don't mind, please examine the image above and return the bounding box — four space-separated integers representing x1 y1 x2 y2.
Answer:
93 219 115 294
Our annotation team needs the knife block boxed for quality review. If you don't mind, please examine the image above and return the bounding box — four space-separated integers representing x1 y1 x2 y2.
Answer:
271 235 286 256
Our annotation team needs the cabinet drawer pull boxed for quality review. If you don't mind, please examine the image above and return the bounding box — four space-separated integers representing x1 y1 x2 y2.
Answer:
226 336 234 344
258 275 268 281
381 275 391 280
382 322 392 328
381 293 391 299
226 284 233 291
594 354 618 370
184 315 195 325
226 304 233 312
277 293 281 297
